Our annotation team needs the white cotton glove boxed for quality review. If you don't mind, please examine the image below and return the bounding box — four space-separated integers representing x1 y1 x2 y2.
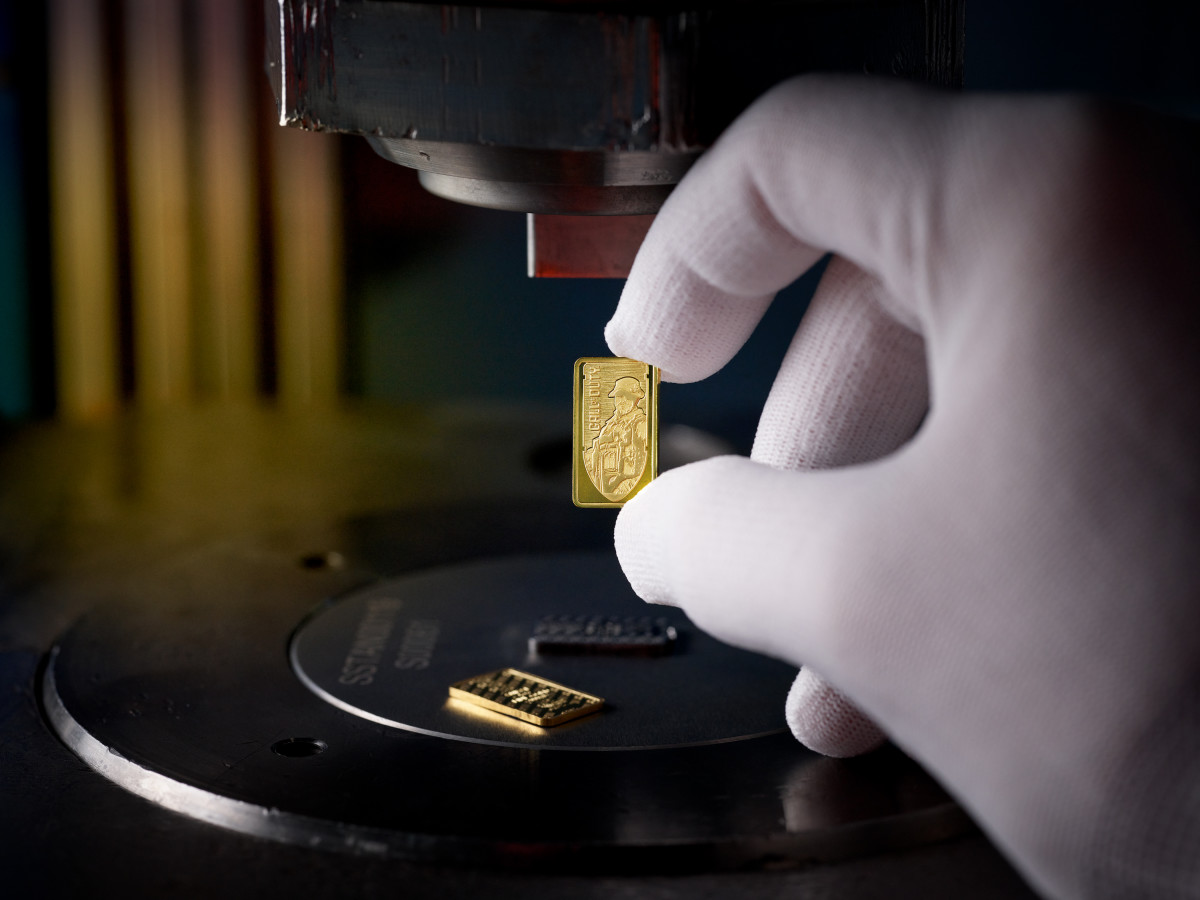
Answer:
606 75 1200 900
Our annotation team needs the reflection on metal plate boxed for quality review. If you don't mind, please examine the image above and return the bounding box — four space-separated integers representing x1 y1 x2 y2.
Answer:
449 668 604 727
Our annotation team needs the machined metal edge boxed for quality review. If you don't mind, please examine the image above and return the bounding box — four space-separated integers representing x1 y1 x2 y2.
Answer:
374 137 698 213
369 138 700 187
40 649 441 859
416 172 678 214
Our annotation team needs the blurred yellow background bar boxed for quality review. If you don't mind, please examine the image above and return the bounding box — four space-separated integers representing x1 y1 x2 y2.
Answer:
46 0 343 419
49 0 119 420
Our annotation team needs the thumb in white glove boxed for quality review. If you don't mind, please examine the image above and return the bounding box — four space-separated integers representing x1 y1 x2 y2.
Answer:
606 75 1200 900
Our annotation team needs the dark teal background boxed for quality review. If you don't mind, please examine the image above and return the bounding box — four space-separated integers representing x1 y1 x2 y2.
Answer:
0 0 30 418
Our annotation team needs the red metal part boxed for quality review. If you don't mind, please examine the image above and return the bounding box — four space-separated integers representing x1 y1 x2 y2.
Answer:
527 213 655 278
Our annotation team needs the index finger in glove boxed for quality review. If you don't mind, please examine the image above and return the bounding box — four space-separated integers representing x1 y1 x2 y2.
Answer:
605 73 952 381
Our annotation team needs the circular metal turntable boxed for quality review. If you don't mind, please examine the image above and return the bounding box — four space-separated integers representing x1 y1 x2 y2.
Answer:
291 554 796 750
43 522 970 872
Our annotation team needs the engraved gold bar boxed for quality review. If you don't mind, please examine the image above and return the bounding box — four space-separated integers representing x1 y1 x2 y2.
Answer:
448 668 605 727
573 357 659 508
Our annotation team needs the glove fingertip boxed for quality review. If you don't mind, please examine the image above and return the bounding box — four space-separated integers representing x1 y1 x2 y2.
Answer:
603 319 684 384
602 315 634 359
786 668 888 758
614 489 679 607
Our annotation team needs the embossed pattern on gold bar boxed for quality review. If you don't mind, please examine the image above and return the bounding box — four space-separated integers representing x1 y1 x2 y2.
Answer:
448 668 605 727
573 357 659 508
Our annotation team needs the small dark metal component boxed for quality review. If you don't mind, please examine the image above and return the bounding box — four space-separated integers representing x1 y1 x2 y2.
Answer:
530 615 677 657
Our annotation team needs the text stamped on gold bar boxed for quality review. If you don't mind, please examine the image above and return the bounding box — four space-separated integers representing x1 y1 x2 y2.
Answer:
448 668 604 727
573 357 659 508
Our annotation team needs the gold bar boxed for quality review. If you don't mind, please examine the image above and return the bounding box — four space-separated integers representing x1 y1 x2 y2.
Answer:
448 668 604 727
573 357 658 508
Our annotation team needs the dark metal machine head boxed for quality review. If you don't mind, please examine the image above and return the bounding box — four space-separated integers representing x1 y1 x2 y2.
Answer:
265 0 964 221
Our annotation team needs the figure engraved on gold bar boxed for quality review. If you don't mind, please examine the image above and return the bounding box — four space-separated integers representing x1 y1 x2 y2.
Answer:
572 358 659 508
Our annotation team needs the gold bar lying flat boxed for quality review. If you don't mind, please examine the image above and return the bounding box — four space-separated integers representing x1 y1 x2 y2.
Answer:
448 668 605 727
573 357 659 508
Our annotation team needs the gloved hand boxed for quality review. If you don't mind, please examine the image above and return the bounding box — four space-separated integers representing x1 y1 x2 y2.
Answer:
606 75 1200 900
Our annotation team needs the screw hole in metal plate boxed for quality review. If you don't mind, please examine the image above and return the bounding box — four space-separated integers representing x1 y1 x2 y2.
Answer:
271 737 328 758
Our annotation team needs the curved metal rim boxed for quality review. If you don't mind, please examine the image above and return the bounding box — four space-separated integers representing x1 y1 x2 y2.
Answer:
41 647 974 870
41 654 412 857
417 172 674 214
368 137 700 186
